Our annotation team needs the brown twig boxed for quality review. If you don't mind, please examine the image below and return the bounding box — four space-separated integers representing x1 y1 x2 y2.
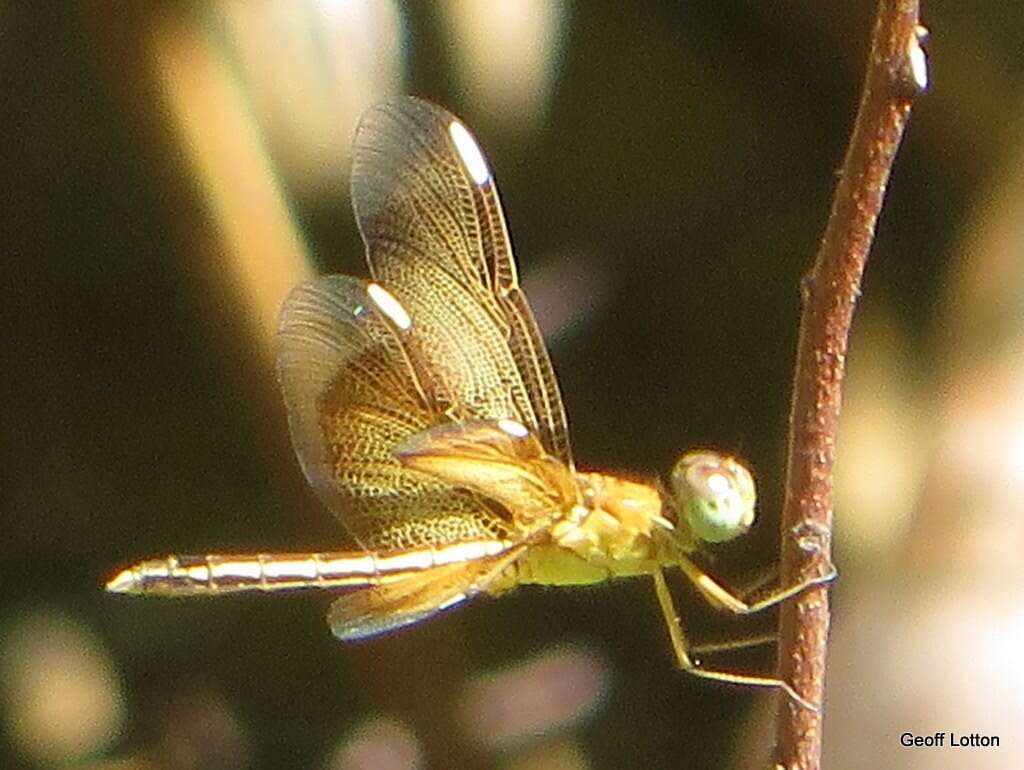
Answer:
772 2 926 769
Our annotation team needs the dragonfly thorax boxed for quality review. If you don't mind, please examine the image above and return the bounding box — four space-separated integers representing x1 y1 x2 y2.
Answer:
546 473 674 571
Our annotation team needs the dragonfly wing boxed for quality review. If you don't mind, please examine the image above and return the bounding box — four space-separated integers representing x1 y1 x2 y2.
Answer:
328 544 528 640
276 275 514 551
351 97 573 467
395 419 578 524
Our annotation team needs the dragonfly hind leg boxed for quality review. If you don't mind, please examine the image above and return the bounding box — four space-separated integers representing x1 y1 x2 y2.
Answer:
650 570 821 711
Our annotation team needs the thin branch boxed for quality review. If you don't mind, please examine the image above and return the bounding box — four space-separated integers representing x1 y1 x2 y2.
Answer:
773 3 926 769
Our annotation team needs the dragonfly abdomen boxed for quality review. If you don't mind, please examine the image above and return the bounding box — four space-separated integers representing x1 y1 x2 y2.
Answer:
106 540 514 596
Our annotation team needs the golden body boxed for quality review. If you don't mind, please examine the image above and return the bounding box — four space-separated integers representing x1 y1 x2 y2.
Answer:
107 98 831 705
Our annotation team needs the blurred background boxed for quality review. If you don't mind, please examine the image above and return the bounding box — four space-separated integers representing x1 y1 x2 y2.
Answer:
4 1 1023 768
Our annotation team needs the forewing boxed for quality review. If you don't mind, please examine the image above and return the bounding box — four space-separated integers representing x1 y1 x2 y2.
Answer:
276 275 514 551
351 97 573 466
395 420 578 525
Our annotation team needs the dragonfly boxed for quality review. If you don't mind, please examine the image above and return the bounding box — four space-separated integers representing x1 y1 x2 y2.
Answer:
107 96 833 706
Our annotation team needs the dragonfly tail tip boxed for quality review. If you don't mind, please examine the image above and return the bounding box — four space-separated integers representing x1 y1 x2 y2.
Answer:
105 566 141 594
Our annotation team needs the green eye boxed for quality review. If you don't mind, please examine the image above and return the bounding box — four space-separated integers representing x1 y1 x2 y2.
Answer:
670 451 756 544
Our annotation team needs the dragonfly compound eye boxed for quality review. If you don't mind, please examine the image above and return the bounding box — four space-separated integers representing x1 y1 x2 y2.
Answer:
670 451 756 544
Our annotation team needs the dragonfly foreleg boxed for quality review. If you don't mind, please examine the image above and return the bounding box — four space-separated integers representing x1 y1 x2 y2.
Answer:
675 556 836 615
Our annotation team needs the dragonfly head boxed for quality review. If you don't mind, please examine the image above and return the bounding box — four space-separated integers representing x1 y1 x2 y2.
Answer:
669 451 756 545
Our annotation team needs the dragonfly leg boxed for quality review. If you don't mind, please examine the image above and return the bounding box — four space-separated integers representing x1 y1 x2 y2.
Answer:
676 557 836 615
689 630 777 656
651 570 818 711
